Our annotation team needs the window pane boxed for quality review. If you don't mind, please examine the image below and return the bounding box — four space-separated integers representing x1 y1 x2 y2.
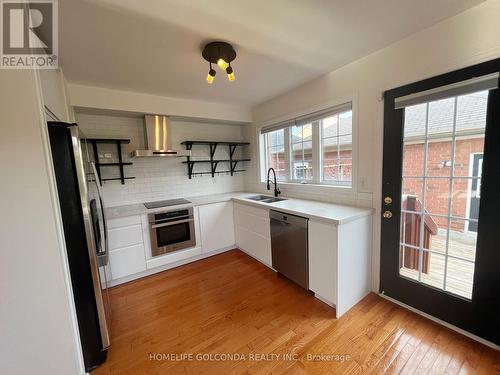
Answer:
321 110 352 186
420 250 445 290
445 257 475 299
292 140 312 180
338 111 352 136
404 103 427 139
399 245 419 282
426 140 452 177
424 177 450 217
403 143 424 177
448 218 477 262
322 115 338 137
402 178 423 212
265 130 285 181
427 97 455 136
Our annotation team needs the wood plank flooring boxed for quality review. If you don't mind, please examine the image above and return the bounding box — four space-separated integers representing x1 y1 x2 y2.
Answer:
92 250 500 375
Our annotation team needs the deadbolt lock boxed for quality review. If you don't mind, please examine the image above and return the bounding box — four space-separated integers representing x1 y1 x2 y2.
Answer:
384 196 393 205
383 211 393 219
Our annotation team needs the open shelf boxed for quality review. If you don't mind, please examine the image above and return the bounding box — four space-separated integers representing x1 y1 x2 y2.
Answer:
86 138 134 185
182 159 251 164
181 140 250 147
181 140 250 179
96 162 133 166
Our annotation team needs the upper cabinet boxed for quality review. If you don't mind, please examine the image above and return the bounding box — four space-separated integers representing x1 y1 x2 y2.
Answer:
39 69 73 122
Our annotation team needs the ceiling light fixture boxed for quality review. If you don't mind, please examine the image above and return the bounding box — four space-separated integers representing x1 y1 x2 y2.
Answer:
202 41 236 84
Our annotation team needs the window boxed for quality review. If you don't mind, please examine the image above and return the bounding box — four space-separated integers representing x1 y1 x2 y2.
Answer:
261 103 353 187
291 123 313 181
321 111 353 186
264 129 286 180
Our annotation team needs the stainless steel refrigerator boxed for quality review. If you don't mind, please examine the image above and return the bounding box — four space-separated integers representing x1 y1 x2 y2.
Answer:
47 122 110 371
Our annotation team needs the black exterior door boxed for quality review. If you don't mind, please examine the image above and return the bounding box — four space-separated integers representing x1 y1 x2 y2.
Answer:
467 153 482 232
380 59 500 345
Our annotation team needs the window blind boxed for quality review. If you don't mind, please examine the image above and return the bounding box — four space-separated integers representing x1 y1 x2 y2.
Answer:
260 102 352 134
394 73 499 109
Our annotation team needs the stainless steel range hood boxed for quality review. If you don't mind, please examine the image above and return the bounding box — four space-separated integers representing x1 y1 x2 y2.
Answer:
131 115 191 157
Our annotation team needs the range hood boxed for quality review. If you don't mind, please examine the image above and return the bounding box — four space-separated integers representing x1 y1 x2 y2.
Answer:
131 115 191 157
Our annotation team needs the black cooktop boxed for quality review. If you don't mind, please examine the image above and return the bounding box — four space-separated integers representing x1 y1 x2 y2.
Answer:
144 198 191 209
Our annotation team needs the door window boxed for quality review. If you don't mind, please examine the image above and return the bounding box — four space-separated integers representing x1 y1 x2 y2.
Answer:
400 91 488 299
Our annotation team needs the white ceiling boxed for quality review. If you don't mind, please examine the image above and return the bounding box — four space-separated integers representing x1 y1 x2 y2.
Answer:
59 0 484 106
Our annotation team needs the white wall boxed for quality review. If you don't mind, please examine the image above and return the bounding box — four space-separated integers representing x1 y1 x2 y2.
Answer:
0 70 84 374
68 83 252 123
250 0 500 292
76 113 248 206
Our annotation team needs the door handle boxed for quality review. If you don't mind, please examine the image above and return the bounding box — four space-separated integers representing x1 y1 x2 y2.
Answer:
383 211 393 219
384 196 393 205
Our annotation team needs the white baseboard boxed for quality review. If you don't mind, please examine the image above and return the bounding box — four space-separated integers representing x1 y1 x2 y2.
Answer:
108 246 234 287
379 293 500 351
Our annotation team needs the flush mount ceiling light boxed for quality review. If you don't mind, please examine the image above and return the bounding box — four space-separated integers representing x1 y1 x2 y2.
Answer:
202 41 236 84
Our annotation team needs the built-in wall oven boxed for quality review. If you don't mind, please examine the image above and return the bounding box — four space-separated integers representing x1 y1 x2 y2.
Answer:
148 208 196 257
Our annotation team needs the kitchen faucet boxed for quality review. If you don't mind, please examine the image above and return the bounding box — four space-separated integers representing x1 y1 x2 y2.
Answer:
266 168 281 197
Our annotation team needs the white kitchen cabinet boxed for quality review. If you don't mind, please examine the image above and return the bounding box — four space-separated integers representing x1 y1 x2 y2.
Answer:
108 244 147 280
108 223 143 250
308 220 337 305
106 215 146 281
233 203 272 266
308 215 372 318
198 201 235 253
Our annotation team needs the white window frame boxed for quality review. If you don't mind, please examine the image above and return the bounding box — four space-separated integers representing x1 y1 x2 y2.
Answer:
258 97 357 191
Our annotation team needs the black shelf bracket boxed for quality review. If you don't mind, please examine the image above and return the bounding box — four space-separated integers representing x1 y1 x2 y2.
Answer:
87 138 133 185
209 143 217 159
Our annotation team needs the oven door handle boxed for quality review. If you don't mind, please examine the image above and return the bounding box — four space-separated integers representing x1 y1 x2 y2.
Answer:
151 218 193 229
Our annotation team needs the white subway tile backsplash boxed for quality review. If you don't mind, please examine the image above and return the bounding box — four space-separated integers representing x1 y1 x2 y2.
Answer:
76 113 247 207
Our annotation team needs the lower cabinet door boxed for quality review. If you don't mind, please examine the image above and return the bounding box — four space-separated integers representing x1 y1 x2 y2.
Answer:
199 202 235 253
109 244 147 280
308 220 337 304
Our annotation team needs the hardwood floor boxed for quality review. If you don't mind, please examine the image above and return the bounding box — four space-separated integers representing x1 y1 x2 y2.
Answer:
93 250 500 375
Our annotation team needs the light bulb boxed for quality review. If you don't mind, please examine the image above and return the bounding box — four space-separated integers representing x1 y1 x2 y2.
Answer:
217 58 228 70
226 66 235 82
206 68 216 84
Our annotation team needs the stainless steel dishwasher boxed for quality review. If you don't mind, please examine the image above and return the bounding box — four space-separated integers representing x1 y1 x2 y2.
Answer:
270 210 309 289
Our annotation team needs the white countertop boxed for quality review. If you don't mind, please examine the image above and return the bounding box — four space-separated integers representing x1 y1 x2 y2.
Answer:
106 191 373 225
233 196 373 225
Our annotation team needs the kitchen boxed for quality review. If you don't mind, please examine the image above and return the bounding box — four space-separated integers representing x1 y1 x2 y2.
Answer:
3 1 500 375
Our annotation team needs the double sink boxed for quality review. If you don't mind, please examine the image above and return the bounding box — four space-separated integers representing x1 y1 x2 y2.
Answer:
247 195 287 204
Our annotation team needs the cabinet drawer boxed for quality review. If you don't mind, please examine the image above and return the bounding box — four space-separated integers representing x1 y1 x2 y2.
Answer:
108 224 143 250
235 225 272 266
107 215 141 229
109 244 146 280
234 202 269 219
234 209 270 239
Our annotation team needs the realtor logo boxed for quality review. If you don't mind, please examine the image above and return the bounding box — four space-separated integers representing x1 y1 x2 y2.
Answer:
1 0 58 68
